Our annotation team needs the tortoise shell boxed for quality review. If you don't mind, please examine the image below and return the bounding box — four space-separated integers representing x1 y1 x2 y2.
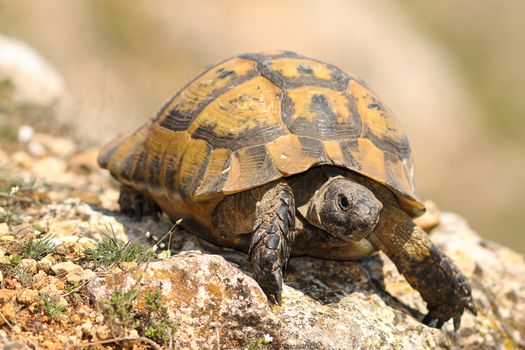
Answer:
98 51 424 217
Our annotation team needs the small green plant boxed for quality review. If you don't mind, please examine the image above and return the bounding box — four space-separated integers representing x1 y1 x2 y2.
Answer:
21 235 56 260
40 294 67 320
9 253 22 266
101 288 175 346
85 230 154 269
247 335 272 350
32 224 47 234
102 288 139 334
10 266 35 287
64 281 80 294
141 289 174 344
0 176 37 198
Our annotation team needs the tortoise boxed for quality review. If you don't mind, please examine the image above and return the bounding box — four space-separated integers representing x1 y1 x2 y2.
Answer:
98 50 476 329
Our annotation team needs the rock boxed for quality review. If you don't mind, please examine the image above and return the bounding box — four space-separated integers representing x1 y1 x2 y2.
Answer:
0 301 15 324
87 251 282 349
0 223 8 236
86 213 524 349
11 151 34 170
32 157 67 182
0 34 64 106
0 332 29 349
16 289 38 305
65 268 95 284
413 199 441 232
93 325 110 340
32 133 77 158
26 141 46 158
17 125 34 143
17 259 37 274
51 261 83 276
69 147 101 171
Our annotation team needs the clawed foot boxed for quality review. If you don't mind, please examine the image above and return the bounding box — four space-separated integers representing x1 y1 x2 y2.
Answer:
250 220 289 305
249 182 295 305
251 249 284 305
421 245 477 330
423 296 477 330
118 185 162 221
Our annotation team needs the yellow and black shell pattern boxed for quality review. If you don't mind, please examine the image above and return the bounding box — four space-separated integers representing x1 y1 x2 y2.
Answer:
98 51 425 217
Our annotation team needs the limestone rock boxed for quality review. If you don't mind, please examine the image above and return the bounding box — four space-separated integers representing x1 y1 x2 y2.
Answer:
86 213 524 349
87 251 282 349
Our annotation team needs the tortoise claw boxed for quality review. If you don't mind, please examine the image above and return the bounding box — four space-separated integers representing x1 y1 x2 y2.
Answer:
148 202 161 222
118 185 162 222
422 310 446 329
467 301 478 315
265 269 283 306
134 197 144 222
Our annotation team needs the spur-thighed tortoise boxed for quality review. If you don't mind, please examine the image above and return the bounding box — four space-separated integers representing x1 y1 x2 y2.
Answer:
98 50 476 329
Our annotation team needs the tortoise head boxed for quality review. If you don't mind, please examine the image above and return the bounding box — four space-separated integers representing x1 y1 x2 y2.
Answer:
301 176 383 241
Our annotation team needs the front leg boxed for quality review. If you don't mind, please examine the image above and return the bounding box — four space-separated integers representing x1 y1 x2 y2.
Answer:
370 207 477 330
250 182 295 305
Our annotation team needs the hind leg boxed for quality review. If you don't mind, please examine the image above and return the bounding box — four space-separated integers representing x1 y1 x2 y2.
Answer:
118 185 162 221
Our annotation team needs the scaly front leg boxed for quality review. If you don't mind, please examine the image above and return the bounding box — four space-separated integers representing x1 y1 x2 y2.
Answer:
370 206 477 330
250 182 295 305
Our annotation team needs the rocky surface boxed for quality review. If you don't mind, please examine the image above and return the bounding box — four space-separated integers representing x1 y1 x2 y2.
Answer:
0 123 524 349
0 34 64 106
83 213 525 350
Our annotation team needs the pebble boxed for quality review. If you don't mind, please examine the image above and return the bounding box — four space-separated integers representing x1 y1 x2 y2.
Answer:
0 302 15 323
0 223 8 236
37 259 52 273
17 125 34 143
18 258 37 274
11 151 34 169
69 148 100 170
27 141 46 157
94 325 110 340
17 289 38 305
32 157 67 181
51 261 83 275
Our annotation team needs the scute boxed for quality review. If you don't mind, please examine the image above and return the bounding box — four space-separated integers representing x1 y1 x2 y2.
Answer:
158 58 258 132
98 51 424 217
283 86 362 140
187 75 287 150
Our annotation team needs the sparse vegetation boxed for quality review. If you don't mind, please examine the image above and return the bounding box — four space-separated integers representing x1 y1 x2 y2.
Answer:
40 294 67 320
141 289 174 344
20 235 56 260
64 281 80 294
9 253 22 266
0 175 37 197
101 287 175 347
0 174 42 227
85 230 155 269
247 336 272 350
10 266 35 287
102 288 139 331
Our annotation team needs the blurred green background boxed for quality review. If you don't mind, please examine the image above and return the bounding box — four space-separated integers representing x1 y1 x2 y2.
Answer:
0 0 524 252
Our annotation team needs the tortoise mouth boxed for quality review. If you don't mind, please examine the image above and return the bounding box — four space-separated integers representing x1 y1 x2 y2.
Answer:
344 209 381 242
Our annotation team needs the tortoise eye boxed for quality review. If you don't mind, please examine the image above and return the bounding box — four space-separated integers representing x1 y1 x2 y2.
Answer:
337 195 351 211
